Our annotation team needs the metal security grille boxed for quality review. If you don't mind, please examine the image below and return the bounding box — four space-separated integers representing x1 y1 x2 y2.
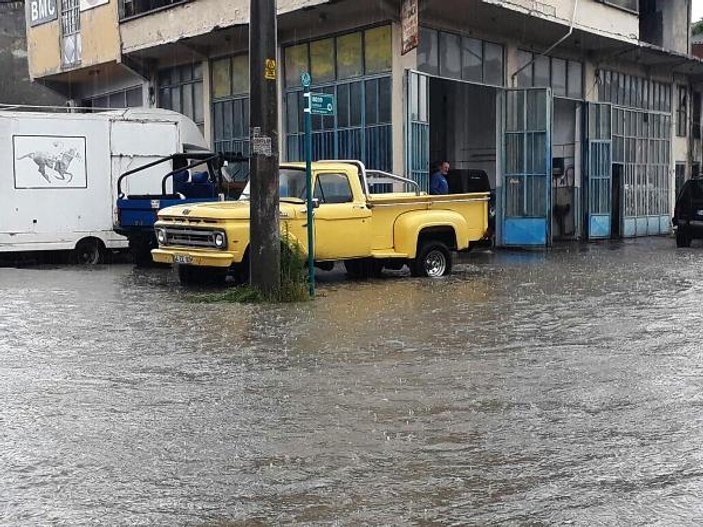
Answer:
60 0 80 66
613 107 671 236
285 76 392 172
504 90 549 218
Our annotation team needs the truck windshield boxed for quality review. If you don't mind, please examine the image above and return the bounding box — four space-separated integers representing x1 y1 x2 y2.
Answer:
239 168 307 200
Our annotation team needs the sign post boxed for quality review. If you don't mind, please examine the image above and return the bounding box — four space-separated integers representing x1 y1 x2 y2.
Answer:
301 73 336 298
302 72 315 298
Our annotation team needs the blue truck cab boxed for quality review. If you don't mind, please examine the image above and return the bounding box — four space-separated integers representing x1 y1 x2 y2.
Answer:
114 152 247 265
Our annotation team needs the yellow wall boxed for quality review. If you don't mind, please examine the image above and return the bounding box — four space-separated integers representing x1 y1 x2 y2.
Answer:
80 1 121 67
27 21 61 79
26 0 120 79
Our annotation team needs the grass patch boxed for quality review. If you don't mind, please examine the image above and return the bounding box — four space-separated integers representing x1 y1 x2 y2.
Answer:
189 231 310 304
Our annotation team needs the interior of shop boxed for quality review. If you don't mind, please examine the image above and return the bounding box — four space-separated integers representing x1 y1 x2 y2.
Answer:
551 98 581 240
428 78 498 190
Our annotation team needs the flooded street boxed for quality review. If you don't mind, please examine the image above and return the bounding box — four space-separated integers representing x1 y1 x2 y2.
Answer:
2 237 703 526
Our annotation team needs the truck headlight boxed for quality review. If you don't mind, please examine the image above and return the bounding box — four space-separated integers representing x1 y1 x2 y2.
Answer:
156 228 166 245
214 232 226 249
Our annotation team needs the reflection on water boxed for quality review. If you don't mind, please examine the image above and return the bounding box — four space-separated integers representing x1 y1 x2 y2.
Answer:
2 238 703 525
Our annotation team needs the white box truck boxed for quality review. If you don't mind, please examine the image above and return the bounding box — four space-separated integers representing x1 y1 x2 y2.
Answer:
0 107 207 263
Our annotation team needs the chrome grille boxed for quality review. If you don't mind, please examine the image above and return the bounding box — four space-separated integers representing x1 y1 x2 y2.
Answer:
161 227 219 249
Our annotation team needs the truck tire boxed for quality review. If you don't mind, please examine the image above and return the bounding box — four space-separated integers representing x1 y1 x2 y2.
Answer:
177 265 226 286
676 230 691 248
231 254 250 285
411 241 452 278
72 238 104 265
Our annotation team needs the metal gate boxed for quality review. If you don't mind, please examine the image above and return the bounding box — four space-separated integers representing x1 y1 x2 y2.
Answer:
406 70 430 192
586 103 613 239
501 88 552 246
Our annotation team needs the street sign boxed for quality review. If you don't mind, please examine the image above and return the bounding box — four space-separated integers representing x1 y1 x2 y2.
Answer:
310 93 336 116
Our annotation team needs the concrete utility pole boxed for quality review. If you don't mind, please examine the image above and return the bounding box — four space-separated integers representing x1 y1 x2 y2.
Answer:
249 0 280 295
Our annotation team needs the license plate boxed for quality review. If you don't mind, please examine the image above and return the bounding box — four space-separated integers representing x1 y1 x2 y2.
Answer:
173 254 193 264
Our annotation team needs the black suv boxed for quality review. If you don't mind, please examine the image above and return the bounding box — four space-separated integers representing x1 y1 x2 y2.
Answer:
673 178 703 247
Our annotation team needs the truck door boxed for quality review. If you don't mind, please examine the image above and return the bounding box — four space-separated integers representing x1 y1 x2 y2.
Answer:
501 88 552 246
313 172 372 260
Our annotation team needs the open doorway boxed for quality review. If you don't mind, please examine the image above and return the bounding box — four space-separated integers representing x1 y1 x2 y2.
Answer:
427 78 498 241
428 78 498 190
552 98 580 241
612 163 623 238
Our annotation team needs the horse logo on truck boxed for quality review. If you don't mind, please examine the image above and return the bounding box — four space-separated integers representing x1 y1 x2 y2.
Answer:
13 135 87 189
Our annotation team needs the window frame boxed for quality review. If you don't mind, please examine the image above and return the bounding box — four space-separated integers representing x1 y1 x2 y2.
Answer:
677 85 687 138
119 0 189 21
595 0 639 14
419 26 505 87
158 63 204 131
314 172 355 204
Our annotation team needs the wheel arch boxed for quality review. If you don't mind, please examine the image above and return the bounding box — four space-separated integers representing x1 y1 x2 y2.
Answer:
393 210 468 257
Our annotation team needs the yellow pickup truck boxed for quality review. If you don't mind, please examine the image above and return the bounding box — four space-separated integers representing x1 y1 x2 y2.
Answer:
152 161 489 285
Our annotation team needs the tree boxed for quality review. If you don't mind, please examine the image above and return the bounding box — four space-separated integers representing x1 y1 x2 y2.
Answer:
693 17 703 36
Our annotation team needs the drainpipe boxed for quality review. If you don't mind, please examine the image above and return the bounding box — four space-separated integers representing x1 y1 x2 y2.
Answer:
510 0 580 87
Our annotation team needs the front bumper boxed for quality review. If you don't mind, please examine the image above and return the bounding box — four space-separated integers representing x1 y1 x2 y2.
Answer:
151 248 235 268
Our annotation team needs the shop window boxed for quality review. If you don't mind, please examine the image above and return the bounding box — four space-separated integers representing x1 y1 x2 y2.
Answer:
285 44 309 87
417 27 439 75
420 28 503 86
516 50 533 88
86 86 143 109
598 69 673 113
551 58 566 97
283 27 392 171
518 51 583 99
693 92 701 140
677 86 687 137
311 38 335 84
462 37 482 83
211 54 249 166
212 59 230 99
567 61 582 99
337 32 363 79
364 26 392 74
158 63 204 131
231 55 249 95
483 42 503 86
439 32 461 79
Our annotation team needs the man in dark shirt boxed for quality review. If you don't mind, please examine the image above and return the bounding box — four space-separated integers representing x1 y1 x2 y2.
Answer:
430 160 450 195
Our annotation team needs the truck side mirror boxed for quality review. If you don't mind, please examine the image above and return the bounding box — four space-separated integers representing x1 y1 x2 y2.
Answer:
312 197 321 209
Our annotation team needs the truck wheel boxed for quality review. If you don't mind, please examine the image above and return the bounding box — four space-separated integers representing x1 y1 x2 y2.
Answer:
177 265 226 286
411 241 452 278
676 230 691 248
72 238 104 265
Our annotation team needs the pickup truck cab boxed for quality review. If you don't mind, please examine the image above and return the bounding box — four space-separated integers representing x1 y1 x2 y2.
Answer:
152 161 489 285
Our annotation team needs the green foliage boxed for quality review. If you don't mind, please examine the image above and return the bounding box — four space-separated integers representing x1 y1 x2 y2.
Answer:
694 17 703 35
278 232 310 303
189 230 310 304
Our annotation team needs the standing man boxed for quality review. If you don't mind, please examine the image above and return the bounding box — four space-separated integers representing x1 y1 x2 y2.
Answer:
430 160 450 195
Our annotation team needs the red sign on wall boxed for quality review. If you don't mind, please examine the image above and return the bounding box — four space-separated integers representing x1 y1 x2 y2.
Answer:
401 0 419 55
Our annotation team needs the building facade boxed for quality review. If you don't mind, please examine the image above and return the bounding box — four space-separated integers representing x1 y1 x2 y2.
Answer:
24 0 703 247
